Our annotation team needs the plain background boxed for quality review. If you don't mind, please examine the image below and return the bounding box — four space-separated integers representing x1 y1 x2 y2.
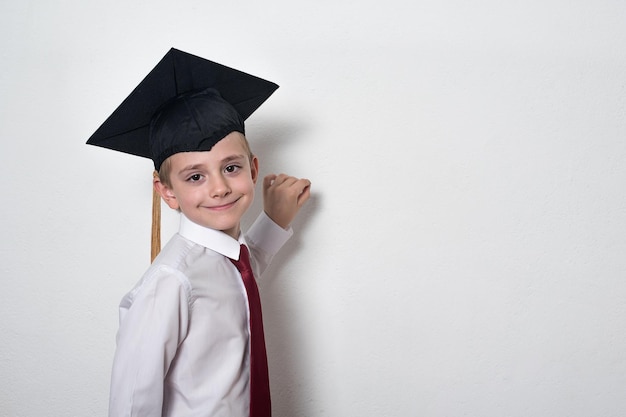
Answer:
2 0 626 416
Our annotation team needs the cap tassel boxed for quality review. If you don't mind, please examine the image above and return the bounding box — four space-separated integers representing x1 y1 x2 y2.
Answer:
151 170 161 262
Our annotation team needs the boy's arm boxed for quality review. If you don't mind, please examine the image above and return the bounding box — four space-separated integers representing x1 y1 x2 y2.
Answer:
109 270 190 417
246 174 311 276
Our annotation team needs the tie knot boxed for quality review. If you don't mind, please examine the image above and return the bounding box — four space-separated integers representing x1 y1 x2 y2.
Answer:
239 244 249 260
231 244 252 275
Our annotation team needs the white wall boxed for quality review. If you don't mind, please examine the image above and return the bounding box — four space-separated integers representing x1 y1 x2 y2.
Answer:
2 0 626 416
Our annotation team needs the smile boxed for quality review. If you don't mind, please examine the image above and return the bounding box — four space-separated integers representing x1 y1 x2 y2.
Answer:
205 198 240 211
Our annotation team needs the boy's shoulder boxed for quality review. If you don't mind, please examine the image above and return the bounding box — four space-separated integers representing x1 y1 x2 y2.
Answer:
124 234 202 304
145 233 226 281
152 233 201 271
140 232 235 289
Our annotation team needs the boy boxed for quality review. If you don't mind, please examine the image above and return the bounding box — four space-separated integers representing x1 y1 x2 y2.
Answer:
88 49 311 417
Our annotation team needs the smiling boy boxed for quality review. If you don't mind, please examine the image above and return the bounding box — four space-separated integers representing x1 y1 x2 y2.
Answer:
88 49 311 417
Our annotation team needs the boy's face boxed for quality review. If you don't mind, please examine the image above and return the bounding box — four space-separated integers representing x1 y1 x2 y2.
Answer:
156 132 259 239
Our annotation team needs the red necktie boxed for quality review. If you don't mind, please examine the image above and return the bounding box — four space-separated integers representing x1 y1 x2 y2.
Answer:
231 244 271 417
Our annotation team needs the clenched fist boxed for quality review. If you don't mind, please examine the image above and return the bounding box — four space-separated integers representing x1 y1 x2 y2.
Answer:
263 174 311 229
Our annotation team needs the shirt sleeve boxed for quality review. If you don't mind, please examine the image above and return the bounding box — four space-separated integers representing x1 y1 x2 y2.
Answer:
245 211 293 277
109 267 191 417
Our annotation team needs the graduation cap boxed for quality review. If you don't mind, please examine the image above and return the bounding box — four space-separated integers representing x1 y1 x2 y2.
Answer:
87 48 279 260
87 47 279 170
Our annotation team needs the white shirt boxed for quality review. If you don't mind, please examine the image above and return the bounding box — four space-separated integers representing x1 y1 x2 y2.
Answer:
109 212 292 417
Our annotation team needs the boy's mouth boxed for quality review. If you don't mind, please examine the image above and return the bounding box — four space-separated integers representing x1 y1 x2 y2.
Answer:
205 197 241 211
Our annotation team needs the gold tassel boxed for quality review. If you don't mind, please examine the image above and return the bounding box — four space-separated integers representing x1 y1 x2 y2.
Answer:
151 170 161 262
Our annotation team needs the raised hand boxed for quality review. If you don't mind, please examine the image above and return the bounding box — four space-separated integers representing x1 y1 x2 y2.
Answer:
263 174 311 229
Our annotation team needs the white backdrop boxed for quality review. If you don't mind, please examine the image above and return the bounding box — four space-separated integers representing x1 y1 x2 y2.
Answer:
2 1 626 416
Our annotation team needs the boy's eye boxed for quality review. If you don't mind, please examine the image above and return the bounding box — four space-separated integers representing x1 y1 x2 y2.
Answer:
224 164 241 174
187 174 203 182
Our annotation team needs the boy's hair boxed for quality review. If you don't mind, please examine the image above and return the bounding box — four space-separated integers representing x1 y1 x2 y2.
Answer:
158 134 254 188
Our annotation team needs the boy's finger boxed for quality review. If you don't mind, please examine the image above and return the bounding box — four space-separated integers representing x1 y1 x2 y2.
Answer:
263 174 277 189
271 174 293 187
297 183 311 206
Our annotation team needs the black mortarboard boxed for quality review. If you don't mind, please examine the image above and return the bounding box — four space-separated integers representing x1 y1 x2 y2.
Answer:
87 47 279 170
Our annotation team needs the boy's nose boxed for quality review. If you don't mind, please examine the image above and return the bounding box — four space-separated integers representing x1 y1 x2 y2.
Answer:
209 175 231 198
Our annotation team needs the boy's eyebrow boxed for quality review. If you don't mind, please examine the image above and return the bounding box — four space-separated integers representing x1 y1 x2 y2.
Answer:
178 164 204 174
177 155 247 174
221 154 246 164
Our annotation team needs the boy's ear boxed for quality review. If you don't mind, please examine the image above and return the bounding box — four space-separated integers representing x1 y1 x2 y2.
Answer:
153 176 180 210
250 155 259 185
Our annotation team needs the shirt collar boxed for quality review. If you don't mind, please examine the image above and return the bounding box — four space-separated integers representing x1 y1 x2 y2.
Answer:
178 214 246 261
